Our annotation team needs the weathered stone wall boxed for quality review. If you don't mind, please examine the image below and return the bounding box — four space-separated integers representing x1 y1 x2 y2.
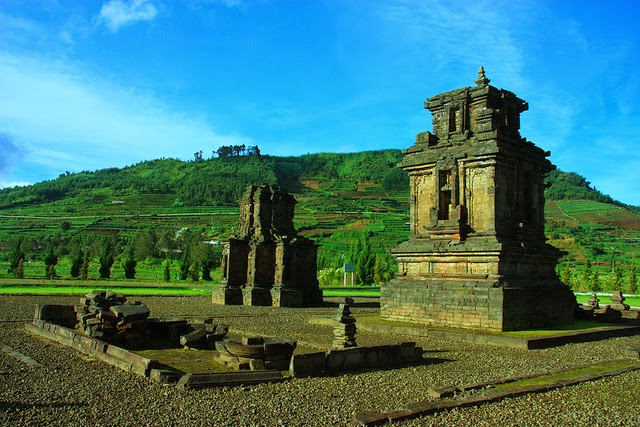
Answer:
381 279 576 332
381 279 505 331
214 185 322 308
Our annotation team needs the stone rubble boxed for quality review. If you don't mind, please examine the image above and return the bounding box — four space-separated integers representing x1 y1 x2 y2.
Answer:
177 320 228 350
74 290 150 345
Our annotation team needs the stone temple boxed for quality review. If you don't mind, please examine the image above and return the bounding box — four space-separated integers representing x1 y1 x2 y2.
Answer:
212 185 323 307
381 67 577 331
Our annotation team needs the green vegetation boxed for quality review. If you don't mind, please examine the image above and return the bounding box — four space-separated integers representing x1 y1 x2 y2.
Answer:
321 287 380 297
0 281 211 296
0 149 638 294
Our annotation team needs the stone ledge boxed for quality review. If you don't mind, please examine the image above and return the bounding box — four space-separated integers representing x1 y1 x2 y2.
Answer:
176 371 286 389
355 319 640 350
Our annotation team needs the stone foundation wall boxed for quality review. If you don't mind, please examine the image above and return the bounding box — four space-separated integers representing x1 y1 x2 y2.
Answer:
289 342 422 377
381 279 577 332
501 285 576 331
381 279 504 331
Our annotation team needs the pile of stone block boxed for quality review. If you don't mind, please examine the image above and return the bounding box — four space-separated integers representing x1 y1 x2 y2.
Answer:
75 290 150 345
333 297 357 348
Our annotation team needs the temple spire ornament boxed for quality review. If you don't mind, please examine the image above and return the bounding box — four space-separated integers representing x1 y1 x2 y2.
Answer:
474 65 491 86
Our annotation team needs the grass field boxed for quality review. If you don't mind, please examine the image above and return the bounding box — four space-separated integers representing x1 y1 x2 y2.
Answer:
2 281 637 309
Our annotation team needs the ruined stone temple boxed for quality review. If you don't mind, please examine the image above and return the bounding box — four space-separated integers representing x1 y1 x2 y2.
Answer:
381 67 577 331
212 185 323 307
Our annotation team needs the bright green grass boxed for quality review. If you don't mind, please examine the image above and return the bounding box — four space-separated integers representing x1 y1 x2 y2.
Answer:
575 293 640 307
0 285 211 296
501 319 611 337
322 287 380 297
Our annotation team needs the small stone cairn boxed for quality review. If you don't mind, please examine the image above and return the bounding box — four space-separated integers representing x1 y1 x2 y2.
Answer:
333 297 357 348
587 292 600 309
75 290 150 345
610 291 630 311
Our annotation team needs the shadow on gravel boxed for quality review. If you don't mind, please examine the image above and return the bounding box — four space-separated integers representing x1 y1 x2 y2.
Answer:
0 401 88 410
326 354 452 378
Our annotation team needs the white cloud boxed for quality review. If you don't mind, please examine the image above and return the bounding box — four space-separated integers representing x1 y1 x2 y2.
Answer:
0 181 31 189
0 131 28 177
373 0 530 90
0 51 252 181
98 0 158 32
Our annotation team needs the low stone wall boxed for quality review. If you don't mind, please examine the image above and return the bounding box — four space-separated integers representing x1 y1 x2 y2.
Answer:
34 304 77 328
30 304 423 385
289 342 422 377
354 360 640 425
28 304 158 378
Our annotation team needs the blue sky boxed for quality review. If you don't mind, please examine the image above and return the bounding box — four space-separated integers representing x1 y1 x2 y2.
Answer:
1 0 639 205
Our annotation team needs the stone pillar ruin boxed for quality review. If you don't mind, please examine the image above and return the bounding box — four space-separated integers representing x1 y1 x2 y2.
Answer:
381 67 577 331
212 185 324 307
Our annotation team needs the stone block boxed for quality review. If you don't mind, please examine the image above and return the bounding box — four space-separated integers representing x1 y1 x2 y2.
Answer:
625 348 640 359
180 327 207 347
398 342 417 362
376 345 391 366
385 409 413 422
289 352 325 377
150 368 179 384
109 304 150 319
176 371 285 389
408 399 457 414
249 358 265 370
353 411 388 426
324 349 345 372
457 395 489 407
342 347 364 370
32 319 46 329
105 344 157 372
427 386 457 399
363 349 378 368
211 287 244 305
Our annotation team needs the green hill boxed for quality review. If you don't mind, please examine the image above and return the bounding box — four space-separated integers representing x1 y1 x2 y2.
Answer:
0 149 638 291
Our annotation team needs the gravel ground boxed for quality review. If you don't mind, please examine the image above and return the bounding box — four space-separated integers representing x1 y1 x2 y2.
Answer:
1 295 640 426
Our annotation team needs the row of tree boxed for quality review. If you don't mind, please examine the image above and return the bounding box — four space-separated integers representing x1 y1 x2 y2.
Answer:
317 232 396 286
5 228 222 282
560 258 639 293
